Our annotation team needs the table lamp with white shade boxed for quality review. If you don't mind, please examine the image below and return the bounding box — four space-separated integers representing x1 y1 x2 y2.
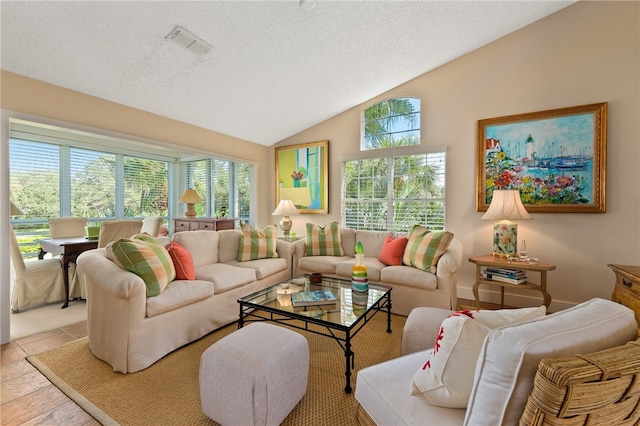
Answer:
179 189 203 218
482 189 532 257
272 199 299 236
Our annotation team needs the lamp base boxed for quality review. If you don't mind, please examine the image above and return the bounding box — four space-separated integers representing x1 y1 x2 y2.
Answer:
492 221 517 257
280 216 292 236
185 203 197 218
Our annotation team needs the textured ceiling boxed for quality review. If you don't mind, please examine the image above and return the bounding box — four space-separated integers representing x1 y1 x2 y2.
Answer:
1 1 575 147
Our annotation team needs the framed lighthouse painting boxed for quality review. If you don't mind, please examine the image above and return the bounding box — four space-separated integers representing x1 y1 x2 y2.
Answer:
476 102 607 213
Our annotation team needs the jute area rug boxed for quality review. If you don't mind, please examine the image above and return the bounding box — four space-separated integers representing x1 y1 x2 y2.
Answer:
28 311 406 425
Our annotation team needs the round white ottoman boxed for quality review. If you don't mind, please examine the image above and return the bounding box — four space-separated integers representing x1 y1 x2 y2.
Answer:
199 323 309 426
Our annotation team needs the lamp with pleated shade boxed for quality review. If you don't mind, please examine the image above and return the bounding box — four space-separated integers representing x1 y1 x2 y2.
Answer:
482 190 532 257
179 189 203 218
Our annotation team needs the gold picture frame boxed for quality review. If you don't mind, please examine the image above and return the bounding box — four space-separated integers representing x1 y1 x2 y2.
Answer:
275 140 329 214
477 103 607 213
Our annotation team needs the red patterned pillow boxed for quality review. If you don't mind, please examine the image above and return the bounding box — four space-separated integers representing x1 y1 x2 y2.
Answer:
167 242 195 280
378 236 408 266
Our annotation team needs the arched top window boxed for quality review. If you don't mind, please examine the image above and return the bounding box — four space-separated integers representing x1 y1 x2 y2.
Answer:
362 97 420 150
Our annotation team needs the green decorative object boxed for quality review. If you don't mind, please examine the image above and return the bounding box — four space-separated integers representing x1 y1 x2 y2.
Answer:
355 240 364 255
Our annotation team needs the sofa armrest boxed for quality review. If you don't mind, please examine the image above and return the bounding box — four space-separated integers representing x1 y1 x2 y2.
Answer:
291 239 307 274
77 248 149 373
435 238 464 310
276 239 293 276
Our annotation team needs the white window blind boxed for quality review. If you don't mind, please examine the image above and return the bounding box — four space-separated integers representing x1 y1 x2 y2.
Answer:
342 151 446 232
183 158 251 223
9 139 60 218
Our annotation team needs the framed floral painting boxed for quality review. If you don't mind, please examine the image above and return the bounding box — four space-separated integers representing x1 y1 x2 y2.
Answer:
275 140 329 214
476 103 607 213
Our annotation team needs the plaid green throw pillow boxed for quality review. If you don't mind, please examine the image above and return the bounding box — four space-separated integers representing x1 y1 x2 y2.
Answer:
237 223 279 262
111 235 176 297
305 222 344 256
402 224 454 274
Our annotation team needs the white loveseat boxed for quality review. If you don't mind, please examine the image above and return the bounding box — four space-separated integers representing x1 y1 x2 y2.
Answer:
77 229 292 373
354 298 638 425
293 228 463 315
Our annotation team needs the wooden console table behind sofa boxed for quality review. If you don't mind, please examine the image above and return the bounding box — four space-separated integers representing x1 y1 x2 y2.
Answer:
173 218 236 232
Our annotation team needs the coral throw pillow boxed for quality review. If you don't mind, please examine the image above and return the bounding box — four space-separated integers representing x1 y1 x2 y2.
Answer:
167 242 196 280
237 223 278 262
378 236 408 266
305 222 344 256
403 225 454 274
411 306 546 408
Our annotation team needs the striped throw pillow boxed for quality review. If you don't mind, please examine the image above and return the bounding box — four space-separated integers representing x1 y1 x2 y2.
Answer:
402 225 454 274
305 222 344 256
237 224 279 262
111 236 176 297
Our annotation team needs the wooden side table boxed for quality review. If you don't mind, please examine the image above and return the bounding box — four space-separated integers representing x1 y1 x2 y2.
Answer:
469 255 556 309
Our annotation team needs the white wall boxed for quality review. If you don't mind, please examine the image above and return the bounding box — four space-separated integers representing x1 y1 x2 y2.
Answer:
275 1 640 311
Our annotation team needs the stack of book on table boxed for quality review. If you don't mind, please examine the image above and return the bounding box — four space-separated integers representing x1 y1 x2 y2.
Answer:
481 267 527 284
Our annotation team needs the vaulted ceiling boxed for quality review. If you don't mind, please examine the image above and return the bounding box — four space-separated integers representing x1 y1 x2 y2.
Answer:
1 1 575 146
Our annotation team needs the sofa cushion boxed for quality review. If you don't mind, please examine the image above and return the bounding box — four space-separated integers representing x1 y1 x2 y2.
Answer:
172 230 219 267
194 263 256 294
110 236 176 297
226 257 288 280
237 223 279 262
411 306 546 408
217 229 241 263
166 242 196 280
355 350 466 426
465 298 638 425
339 228 357 257
378 236 408 266
403 225 454 274
145 280 214 317
379 265 438 290
298 255 350 275
335 257 385 281
305 222 344 256
352 230 393 257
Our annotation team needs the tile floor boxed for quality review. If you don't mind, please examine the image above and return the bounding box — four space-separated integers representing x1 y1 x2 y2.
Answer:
0 320 98 426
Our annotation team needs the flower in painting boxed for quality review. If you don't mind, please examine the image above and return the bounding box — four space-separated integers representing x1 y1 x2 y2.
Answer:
494 170 513 188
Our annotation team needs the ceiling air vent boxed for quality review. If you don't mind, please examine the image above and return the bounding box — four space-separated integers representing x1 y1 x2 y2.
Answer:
165 26 212 55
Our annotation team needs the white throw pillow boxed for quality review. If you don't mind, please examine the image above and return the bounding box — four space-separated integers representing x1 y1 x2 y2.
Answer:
411 306 546 408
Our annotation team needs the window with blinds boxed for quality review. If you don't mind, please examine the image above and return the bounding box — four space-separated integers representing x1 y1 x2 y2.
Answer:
10 139 169 221
182 159 251 223
9 118 253 227
342 151 446 232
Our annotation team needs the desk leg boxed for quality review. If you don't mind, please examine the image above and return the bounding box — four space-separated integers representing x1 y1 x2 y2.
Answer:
38 249 46 260
60 256 70 309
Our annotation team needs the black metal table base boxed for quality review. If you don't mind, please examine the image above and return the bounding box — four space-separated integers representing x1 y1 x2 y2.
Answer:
238 291 392 393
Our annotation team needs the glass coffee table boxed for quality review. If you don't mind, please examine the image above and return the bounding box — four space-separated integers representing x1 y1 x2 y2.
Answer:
238 275 392 393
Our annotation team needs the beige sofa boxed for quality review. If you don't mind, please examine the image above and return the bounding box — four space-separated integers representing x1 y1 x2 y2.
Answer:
354 298 638 425
292 229 463 316
77 230 292 373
